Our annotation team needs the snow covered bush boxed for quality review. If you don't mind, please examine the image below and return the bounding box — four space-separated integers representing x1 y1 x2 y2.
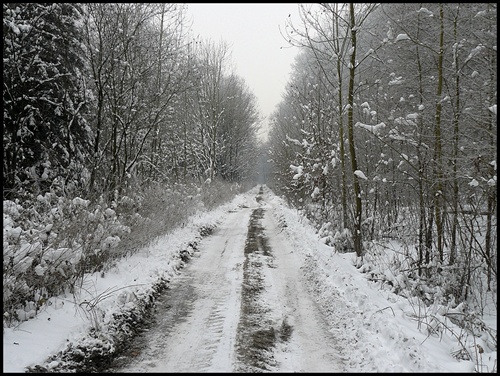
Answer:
3 190 132 327
358 235 496 358
200 179 245 210
332 228 354 252
109 178 242 261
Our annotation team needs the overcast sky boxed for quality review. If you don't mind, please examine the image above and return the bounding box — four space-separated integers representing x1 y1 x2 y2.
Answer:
185 3 302 140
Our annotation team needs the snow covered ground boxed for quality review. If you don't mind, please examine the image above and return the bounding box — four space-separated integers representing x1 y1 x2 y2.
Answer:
3 185 496 373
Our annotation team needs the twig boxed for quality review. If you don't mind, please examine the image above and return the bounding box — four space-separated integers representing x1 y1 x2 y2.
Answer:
374 306 395 317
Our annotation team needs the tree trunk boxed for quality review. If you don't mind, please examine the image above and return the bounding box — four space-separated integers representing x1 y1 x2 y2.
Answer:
348 4 363 258
433 4 445 263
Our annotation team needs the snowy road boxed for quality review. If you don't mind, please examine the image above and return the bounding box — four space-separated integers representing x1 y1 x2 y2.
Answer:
105 186 344 372
4 185 489 373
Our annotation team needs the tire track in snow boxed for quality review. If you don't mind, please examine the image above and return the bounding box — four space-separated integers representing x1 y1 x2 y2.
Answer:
234 186 290 372
105 204 251 372
235 186 345 372
260 186 346 372
103 187 344 373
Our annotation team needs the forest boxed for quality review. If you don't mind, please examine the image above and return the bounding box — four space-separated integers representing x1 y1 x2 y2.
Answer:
267 3 496 310
4 3 262 324
3 2 497 360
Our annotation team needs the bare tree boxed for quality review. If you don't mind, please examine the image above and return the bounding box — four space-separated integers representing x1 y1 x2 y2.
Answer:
281 3 378 257
82 3 190 192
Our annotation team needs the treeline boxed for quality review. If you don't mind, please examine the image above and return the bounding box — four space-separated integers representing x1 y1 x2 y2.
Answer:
4 3 260 199
267 4 496 304
3 3 260 324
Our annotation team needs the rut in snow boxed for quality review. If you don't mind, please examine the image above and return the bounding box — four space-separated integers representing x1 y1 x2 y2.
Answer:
235 196 293 372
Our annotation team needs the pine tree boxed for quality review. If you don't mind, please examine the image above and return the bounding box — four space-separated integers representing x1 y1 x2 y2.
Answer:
3 3 92 198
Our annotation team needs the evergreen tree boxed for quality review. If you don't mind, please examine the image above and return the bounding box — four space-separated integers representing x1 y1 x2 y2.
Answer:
3 3 92 198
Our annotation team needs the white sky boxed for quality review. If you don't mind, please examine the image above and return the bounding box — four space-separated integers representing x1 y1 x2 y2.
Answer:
3 186 496 372
185 3 302 139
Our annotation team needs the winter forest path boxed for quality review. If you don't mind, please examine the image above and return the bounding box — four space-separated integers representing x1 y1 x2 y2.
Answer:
104 186 344 372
